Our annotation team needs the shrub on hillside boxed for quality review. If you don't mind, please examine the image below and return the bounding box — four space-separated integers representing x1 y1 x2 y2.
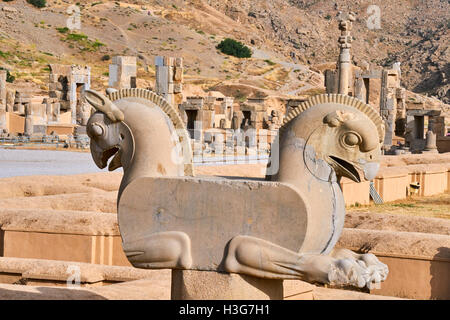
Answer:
217 38 252 58
27 0 46 8
0 67 15 83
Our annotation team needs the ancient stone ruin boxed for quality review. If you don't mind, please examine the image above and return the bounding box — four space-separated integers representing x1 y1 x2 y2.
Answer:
108 56 137 90
0 63 93 147
324 12 449 155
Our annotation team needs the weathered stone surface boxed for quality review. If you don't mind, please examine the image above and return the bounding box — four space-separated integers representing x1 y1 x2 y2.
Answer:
337 228 450 299
0 257 167 285
171 270 283 300
0 208 118 235
119 176 308 270
174 67 183 82
109 56 136 89
156 66 169 94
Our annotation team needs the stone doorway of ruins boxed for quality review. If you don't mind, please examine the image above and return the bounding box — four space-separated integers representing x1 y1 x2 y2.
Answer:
185 110 197 139
241 111 251 129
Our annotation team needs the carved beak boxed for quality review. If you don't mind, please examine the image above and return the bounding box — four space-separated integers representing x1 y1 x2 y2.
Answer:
90 139 121 171
329 156 380 182
329 156 361 182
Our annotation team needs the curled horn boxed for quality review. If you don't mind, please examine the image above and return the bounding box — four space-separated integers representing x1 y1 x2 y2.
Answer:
85 89 124 122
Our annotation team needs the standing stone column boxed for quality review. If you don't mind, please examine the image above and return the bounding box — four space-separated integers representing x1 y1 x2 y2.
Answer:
6 90 14 112
24 103 33 136
44 98 52 122
423 131 438 153
0 70 7 131
155 56 184 106
337 12 355 95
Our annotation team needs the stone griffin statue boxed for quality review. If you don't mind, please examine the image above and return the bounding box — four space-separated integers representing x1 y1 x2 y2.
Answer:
85 89 388 289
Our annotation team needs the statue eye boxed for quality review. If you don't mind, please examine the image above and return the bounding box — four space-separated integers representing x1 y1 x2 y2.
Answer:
343 132 360 146
90 122 105 137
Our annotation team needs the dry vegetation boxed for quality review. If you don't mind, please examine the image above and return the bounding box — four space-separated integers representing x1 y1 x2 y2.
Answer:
348 193 450 220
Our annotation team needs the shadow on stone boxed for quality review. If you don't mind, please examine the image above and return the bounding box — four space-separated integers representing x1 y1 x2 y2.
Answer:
430 247 450 300
0 285 108 300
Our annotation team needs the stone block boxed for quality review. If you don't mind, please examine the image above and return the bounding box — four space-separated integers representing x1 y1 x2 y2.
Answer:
164 56 174 66
246 147 257 156
108 64 119 87
155 56 164 67
374 168 409 202
156 66 169 94
283 280 315 300
32 125 47 134
168 66 174 83
175 57 183 68
49 74 59 83
173 67 183 82
173 83 182 94
339 178 370 206
174 93 183 106
192 142 203 155
338 228 450 300
49 91 63 99
225 146 234 155
235 145 246 155
171 270 283 300
203 131 213 143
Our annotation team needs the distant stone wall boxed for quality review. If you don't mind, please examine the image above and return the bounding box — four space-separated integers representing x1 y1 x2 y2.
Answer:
155 56 183 106
108 56 137 90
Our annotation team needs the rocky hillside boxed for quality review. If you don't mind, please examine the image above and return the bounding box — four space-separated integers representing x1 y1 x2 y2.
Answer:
206 0 449 103
0 0 448 103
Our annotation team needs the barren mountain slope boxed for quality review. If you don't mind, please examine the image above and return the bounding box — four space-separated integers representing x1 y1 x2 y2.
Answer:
0 0 448 103
206 0 449 102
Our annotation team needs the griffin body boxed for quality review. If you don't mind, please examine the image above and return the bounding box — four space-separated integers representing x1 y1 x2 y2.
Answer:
86 89 388 289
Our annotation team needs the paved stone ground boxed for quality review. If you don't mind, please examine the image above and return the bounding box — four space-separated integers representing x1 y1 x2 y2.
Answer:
0 148 269 178
0 148 113 178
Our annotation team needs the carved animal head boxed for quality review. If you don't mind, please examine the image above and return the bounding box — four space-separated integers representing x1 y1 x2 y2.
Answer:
314 108 381 182
84 89 194 177
85 90 134 171
281 94 384 182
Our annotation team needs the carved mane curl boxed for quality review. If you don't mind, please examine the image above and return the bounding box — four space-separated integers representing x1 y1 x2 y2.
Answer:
280 94 385 143
107 88 194 176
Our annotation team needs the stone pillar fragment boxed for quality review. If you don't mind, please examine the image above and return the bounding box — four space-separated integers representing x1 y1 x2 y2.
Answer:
0 71 6 131
155 56 184 106
423 131 438 153
24 104 33 136
171 270 283 300
337 12 355 95
108 56 137 89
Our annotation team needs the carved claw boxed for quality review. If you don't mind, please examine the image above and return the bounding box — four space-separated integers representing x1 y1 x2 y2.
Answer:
223 236 388 290
329 258 370 288
330 248 389 289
